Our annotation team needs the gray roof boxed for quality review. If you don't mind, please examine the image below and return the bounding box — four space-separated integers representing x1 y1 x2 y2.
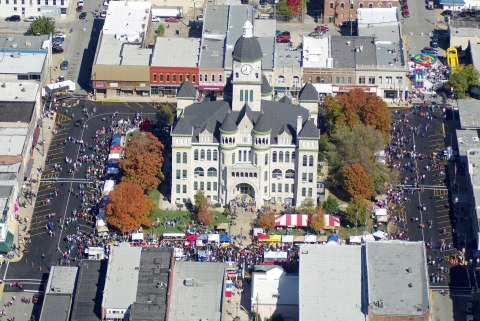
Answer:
299 83 319 101
220 109 238 132
457 129 480 157
0 186 12 198
458 99 480 129
258 37 275 70
233 36 264 62
225 6 254 68
151 37 200 67
253 110 270 133
168 262 225 321
298 119 319 139
46 266 78 295
177 81 197 99
331 36 376 68
357 23 404 67
366 241 430 316
299 244 366 321
71 260 106 321
41 266 79 321
40 295 72 321
130 248 172 321
279 95 292 104
449 19 480 38
261 75 272 94
199 5 229 68
275 43 301 68
0 35 49 51
0 101 35 123
172 100 311 144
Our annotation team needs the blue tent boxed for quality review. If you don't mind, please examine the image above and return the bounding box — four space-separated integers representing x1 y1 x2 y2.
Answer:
220 235 231 243
327 235 339 243
111 135 122 146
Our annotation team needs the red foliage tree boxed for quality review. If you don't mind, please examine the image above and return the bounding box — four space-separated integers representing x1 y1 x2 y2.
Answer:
341 163 376 199
257 210 276 230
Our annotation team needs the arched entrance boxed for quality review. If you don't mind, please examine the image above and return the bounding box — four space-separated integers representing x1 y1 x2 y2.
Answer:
234 183 255 199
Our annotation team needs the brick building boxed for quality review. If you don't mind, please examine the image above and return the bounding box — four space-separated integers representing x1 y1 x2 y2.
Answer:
323 0 397 25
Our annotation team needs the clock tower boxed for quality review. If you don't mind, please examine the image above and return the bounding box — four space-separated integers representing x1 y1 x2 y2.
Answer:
231 20 263 112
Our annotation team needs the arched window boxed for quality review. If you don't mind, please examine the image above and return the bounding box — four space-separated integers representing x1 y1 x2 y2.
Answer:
194 150 199 160
213 150 218 161
232 153 236 164
368 3 373 7
176 152 181 164
286 169 295 179
329 1 334 8
272 169 283 179
359 2 364 7
235 72 239 78
194 167 204 177
207 167 217 177
285 152 290 162
279 151 284 162
303 155 307 166
378 2 382 6
278 75 285 83
182 152 187 163
273 151 277 162
200 149 205 160
207 150 212 161
309 155 314 167
340 2 345 8
387 3 392 7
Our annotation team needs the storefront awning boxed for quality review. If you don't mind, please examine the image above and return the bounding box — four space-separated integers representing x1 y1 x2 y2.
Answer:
199 85 224 92
0 231 14 253
136 87 150 91
121 87 134 91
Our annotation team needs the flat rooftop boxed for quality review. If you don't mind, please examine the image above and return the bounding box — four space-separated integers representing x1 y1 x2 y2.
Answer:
457 129 480 157
102 1 151 37
46 266 78 295
0 35 49 51
199 5 229 68
168 262 225 321
366 241 429 316
95 36 152 66
468 150 480 230
358 23 404 67
331 36 376 68
302 36 331 68
0 52 46 75
449 19 480 37
299 244 365 321
40 295 72 321
275 43 301 68
0 127 28 156
151 37 200 67
102 243 142 309
224 5 253 70
357 7 398 24
458 99 480 129
0 82 39 101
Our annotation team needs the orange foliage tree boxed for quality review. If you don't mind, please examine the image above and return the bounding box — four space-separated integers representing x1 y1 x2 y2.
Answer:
324 88 391 137
120 131 165 193
257 210 275 230
309 206 326 233
197 204 215 226
105 182 154 233
341 163 376 199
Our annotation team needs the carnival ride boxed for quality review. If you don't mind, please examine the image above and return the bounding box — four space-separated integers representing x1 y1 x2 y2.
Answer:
446 47 459 70
412 53 438 66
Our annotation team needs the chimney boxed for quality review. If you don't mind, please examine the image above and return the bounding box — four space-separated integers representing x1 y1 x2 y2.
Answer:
296 115 303 135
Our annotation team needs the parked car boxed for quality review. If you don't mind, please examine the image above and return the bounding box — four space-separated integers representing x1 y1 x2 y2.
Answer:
421 47 438 55
24 16 37 22
32 293 42 304
5 15 21 22
314 25 329 32
276 34 291 43
100 10 107 18
60 60 69 70
76 5 83 12
430 40 439 48
441 9 452 15
54 33 65 39
165 18 180 23
151 16 161 22
52 46 64 54
197 14 204 21
79 12 87 19
402 8 410 17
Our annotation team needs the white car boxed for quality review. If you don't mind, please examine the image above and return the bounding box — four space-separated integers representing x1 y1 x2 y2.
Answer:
103 0 108 5
77 0 84 5
24 16 37 22
54 33 65 40
100 10 107 18
151 16 161 22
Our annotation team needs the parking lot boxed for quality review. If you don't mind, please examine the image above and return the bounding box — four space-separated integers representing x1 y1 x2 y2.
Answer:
0 291 40 321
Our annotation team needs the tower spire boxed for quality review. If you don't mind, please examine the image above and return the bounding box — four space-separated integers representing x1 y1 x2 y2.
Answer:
243 20 253 38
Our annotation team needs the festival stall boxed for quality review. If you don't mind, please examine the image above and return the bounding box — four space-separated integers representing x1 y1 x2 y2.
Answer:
324 215 341 229
293 236 305 243
274 213 309 227
174 248 185 260
349 235 362 244
282 235 294 243
263 251 288 264
219 234 231 244
327 235 339 244
185 234 197 242
374 208 388 223
304 235 317 243
216 223 229 231
108 153 120 163
208 234 220 243
85 246 105 260
373 230 387 240
102 180 116 195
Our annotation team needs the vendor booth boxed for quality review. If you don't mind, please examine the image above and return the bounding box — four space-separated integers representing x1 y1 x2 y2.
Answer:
103 180 116 195
85 246 105 260
304 235 317 243
293 236 305 243
216 223 229 231
374 208 388 223
220 235 231 244
282 235 294 243
275 213 309 227
208 234 220 243
324 215 341 229
263 251 288 264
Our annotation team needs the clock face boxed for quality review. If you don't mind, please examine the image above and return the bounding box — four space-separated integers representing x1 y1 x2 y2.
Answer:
241 64 253 75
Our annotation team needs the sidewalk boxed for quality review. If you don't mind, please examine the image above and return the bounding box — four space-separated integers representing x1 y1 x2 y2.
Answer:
5 113 55 263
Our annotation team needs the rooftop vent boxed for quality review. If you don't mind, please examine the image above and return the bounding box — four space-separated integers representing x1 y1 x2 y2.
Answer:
7 37 13 41
406 267 412 273
473 137 479 141
408 283 413 287
21 87 25 92
184 278 195 286
376 300 384 308
1 83 5 88
11 43 17 49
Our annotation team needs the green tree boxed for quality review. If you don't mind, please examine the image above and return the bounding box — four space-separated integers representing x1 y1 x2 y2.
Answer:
345 196 368 228
323 196 339 214
194 190 208 213
155 24 165 36
298 197 316 213
276 0 294 20
156 105 174 128
29 17 55 35
446 64 480 98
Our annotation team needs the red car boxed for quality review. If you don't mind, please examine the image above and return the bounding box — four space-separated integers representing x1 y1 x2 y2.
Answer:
402 7 410 17
32 293 42 304
76 5 83 12
165 18 180 23
276 34 291 43
314 25 329 33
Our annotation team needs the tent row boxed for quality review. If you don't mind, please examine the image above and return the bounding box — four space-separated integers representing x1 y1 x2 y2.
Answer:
348 230 387 244
274 213 341 229
257 234 334 243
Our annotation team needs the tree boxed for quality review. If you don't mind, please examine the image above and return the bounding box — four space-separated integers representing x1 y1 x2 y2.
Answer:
29 17 55 35
298 197 316 214
257 210 275 230
341 163 376 199
287 0 303 16
446 64 480 98
155 24 165 36
194 190 208 212
276 0 294 20
344 196 368 228
105 182 154 233
156 105 174 128
323 196 339 214
309 206 326 233
197 204 215 226
120 132 165 192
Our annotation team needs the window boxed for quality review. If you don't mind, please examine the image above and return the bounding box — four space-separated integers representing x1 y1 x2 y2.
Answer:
213 182 217 191
302 188 306 197
183 185 187 193
204 74 207 81
254 153 258 165
219 75 222 82
272 183 276 193
350 2 353 8
278 184 282 193
194 150 199 160
176 185 180 193
200 182 204 190
207 167 217 177
186 74 190 81
308 173 313 183
285 152 290 162
211 74 215 82
192 75 196 83
176 170 181 179
182 170 187 179
279 152 283 162
272 169 282 179
153 74 157 82
60 0 63 4
396 76 403 85
368 2 373 7
13 6 17 9
303 155 307 166
292 151 295 160
183 152 187 163
176 152 181 163
194 167 204 177
273 152 277 162
172 74 177 82
245 90 249 102
222 152 224 164
53 0 55 4
286 169 295 179
194 182 198 190
159 74 164 82
232 153 236 164
200 149 205 160
302 173 307 182
240 89 243 102
368 77 375 84
265 154 269 165
386 76 393 84
207 182 211 191
235 72 239 79
359 77 366 84
255 73 259 79
316 76 323 83
285 184 289 193
207 150 212 161
250 90 253 102
264 186 268 194
378 76 383 84
213 150 218 161
388 3 392 7
340 2 344 8
329 1 333 8
347 77 352 84
166 74 170 82
199 74 203 82
309 155 314 167
179 74 183 83
336 76 344 84
278 75 285 83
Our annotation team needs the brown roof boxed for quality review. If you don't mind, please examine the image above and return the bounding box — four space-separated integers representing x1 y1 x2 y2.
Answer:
92 65 150 82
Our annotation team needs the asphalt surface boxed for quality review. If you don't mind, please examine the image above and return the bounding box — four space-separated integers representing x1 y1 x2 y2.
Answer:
2 101 161 289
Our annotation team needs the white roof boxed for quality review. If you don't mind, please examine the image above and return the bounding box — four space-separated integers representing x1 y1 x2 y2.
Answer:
357 7 398 24
0 52 46 75
46 266 78 295
102 243 142 309
375 208 387 216
103 1 151 37
302 36 332 68
299 244 365 321
151 37 200 67
252 265 299 306
0 82 39 101
0 127 28 156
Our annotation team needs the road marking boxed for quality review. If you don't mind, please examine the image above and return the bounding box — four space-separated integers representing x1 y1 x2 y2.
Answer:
437 214 449 218
133 102 143 109
32 208 52 214
434 189 449 196
29 231 46 237
438 220 451 224
437 209 450 213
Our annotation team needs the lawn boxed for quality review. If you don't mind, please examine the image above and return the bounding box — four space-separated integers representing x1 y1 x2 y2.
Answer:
144 190 230 235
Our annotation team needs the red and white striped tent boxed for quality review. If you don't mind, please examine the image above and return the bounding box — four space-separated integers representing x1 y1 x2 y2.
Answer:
324 215 341 229
274 214 309 227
